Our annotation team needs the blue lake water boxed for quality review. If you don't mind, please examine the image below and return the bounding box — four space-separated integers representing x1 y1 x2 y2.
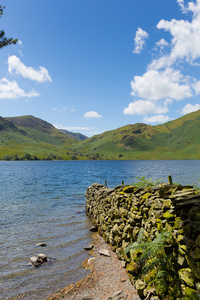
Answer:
1 160 200 299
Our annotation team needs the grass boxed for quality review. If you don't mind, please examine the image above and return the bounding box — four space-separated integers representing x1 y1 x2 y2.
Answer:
2 111 200 160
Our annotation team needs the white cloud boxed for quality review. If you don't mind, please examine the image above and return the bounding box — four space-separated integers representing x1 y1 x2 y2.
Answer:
54 124 93 131
0 78 39 99
149 1 200 70
155 38 169 50
18 40 23 47
181 103 200 114
131 68 192 101
143 115 170 123
84 111 102 118
177 0 187 13
193 80 200 94
123 100 169 115
70 108 76 112
8 55 52 83
52 107 68 112
133 27 149 54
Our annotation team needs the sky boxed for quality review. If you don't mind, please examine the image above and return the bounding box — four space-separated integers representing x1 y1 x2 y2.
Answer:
1 0 200 137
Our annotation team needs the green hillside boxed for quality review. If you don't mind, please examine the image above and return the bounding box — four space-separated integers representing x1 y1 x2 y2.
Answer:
0 115 83 160
1 110 200 160
74 110 200 160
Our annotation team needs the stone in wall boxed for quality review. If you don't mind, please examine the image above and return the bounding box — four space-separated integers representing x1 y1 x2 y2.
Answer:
85 182 200 299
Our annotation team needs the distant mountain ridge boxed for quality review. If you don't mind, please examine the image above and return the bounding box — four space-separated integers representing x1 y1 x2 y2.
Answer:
59 129 88 141
1 111 200 160
74 109 200 159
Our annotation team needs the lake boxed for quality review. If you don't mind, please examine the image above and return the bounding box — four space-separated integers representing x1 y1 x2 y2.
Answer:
1 160 200 299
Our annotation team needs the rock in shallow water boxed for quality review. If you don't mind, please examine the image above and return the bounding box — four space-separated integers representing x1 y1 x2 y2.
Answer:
30 254 49 267
36 243 47 247
84 244 94 250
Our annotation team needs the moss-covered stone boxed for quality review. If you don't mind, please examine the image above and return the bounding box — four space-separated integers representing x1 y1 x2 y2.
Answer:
178 254 186 266
174 217 183 230
126 261 140 274
163 210 175 220
178 244 187 255
178 268 194 287
135 279 146 297
184 287 198 299
85 182 200 299
123 186 135 193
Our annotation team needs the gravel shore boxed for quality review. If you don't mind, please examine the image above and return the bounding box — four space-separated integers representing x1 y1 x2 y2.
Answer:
46 233 140 300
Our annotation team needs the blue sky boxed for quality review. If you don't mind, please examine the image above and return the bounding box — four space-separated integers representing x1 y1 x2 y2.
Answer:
1 0 200 137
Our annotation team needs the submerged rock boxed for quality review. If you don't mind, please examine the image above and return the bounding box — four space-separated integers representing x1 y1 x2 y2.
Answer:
36 242 47 247
30 253 49 267
84 244 94 250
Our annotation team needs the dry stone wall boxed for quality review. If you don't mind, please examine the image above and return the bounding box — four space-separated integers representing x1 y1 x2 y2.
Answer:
85 182 200 299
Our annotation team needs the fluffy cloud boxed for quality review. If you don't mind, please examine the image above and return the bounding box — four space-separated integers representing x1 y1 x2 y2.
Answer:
123 100 169 115
125 0 200 123
84 111 102 118
0 78 39 99
181 103 200 114
149 0 200 70
131 68 192 101
155 39 169 51
177 0 187 12
133 27 148 54
143 115 170 123
8 55 52 83
193 80 200 94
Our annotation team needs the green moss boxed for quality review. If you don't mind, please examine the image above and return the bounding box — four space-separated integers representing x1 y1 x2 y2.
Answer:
119 191 126 195
123 186 135 193
174 217 183 229
185 287 198 299
156 219 163 232
142 192 152 200
178 268 194 287
177 235 184 243
179 244 187 255
126 261 140 274
163 210 174 219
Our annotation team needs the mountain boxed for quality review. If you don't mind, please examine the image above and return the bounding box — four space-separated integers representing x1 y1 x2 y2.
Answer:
1 110 200 160
74 109 200 160
59 129 88 141
0 115 82 160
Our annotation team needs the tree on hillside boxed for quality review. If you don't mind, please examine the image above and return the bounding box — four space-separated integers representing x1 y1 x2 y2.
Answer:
0 5 18 48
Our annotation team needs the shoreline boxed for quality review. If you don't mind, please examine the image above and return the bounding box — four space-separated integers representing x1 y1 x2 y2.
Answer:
46 233 140 300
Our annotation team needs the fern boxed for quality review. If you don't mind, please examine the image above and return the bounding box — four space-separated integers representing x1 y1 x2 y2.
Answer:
125 228 146 254
125 230 178 299
154 270 169 297
125 230 172 261
132 176 161 188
